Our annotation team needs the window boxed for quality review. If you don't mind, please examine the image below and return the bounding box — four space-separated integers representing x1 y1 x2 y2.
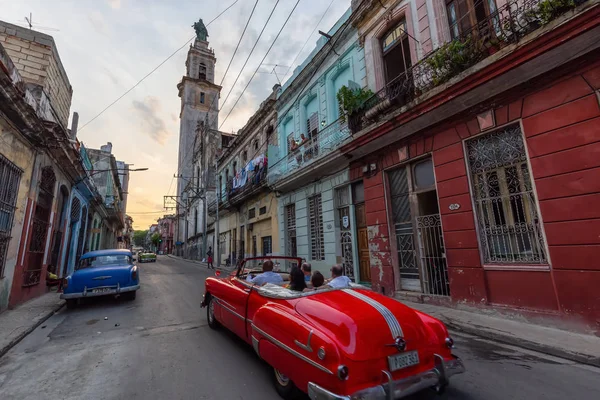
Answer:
232 161 237 175
308 195 325 260
381 19 412 83
199 63 207 80
248 208 256 219
306 112 319 138
465 125 546 264
259 206 267 215
285 204 297 257
194 208 198 236
446 0 498 40
413 159 435 189
262 236 272 256
252 235 257 257
200 92 205 104
0 154 23 277
254 139 259 151
242 150 248 163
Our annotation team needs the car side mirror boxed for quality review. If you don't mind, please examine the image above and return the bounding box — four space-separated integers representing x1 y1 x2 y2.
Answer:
215 270 221 277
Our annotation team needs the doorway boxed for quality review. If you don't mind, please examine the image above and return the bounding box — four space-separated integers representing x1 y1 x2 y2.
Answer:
387 158 450 296
352 182 371 283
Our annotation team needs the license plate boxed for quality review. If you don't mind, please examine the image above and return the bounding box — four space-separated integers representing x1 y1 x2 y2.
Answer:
92 288 112 294
388 351 419 372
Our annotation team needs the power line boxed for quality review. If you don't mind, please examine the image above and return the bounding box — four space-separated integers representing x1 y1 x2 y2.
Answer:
176 0 261 184
77 0 240 133
219 0 301 130
217 0 282 121
282 0 336 81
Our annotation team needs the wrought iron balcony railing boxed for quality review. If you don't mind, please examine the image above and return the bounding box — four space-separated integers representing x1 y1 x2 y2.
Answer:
349 0 582 132
267 118 351 185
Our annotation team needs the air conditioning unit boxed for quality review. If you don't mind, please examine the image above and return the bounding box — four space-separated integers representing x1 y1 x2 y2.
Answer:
248 223 254 231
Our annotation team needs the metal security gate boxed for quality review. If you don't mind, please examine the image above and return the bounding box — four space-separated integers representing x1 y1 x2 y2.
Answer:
0 154 23 278
285 204 297 257
416 214 450 296
389 167 420 291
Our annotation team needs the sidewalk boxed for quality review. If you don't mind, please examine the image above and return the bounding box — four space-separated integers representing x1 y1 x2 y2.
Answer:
0 291 64 357
166 254 236 273
399 299 600 367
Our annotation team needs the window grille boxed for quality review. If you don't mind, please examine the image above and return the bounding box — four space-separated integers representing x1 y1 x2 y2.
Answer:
0 154 23 277
259 206 267 215
262 236 272 256
285 204 297 257
248 208 256 219
466 125 547 264
308 195 325 260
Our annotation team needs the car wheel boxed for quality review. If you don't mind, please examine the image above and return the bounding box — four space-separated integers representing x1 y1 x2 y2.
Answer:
273 368 300 400
66 299 77 310
206 296 220 330
124 291 137 301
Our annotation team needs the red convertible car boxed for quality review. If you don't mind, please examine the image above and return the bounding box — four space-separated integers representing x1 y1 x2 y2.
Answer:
201 256 465 399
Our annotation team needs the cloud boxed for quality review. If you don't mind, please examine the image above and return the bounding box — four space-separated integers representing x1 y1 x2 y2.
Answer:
131 96 171 145
107 0 121 9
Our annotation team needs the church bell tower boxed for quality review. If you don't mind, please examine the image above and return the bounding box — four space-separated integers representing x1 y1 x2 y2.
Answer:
176 19 222 252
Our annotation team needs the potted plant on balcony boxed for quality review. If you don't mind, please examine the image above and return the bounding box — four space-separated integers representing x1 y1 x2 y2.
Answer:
425 36 482 87
337 85 374 134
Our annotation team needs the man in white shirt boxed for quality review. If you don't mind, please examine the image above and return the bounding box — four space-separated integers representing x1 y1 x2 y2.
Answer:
326 264 352 289
246 260 283 286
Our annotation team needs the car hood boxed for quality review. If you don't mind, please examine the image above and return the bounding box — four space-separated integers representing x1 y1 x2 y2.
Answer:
69 265 134 292
295 288 429 361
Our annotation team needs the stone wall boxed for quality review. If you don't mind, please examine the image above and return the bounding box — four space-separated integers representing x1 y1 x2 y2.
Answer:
0 22 72 129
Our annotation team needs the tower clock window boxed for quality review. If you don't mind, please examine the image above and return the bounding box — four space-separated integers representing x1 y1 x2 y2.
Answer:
199 63 207 80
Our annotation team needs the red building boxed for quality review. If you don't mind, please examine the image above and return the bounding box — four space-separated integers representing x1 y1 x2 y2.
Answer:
342 0 599 330
158 215 175 254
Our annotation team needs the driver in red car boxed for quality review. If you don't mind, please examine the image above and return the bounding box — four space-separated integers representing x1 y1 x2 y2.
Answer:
246 260 283 286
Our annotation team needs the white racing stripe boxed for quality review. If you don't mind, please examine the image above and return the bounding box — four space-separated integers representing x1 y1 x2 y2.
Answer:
342 289 403 338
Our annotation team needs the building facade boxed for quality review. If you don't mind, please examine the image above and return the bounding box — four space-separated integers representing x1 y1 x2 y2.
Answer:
333 0 599 328
211 85 280 266
157 215 175 254
268 7 367 277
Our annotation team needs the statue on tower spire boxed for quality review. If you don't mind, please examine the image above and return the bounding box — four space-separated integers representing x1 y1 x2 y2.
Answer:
192 19 208 41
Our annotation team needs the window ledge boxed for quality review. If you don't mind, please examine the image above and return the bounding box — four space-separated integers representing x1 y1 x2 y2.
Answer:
483 264 550 272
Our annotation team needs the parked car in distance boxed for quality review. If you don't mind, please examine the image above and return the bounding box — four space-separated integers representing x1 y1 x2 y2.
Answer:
201 256 465 399
61 249 139 309
138 252 157 263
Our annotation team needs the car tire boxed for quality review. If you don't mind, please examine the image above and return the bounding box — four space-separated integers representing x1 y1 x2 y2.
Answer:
206 296 220 330
124 291 137 301
273 368 300 400
66 299 77 309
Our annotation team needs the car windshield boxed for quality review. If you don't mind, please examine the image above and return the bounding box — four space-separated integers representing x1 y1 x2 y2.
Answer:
77 255 132 270
237 257 300 278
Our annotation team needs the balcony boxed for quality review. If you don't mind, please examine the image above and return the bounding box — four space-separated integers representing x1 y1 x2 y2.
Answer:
349 0 586 133
267 118 351 186
219 157 268 210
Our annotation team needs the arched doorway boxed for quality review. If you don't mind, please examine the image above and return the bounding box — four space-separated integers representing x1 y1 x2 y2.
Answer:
50 185 69 275
24 167 55 286
62 197 81 277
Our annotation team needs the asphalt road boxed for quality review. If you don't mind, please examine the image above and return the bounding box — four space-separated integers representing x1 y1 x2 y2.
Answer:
0 256 598 400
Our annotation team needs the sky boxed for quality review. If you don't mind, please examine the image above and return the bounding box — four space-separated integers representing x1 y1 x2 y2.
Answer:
1 0 351 229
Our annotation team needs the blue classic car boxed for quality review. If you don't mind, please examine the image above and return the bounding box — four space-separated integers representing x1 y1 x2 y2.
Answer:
61 249 140 309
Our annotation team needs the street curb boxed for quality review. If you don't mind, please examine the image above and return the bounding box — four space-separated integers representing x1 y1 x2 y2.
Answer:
0 300 66 359
445 320 600 368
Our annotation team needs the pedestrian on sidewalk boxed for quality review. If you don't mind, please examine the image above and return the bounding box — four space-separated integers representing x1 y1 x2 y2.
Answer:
207 247 214 269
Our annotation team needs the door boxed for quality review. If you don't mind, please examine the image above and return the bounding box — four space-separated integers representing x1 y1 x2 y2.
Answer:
218 278 251 340
388 166 420 291
355 203 371 283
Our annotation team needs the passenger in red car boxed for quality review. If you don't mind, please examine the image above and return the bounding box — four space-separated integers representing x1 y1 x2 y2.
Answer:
325 265 352 289
246 260 283 286
288 266 307 292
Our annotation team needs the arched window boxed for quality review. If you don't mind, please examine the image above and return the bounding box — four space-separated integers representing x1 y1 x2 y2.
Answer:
199 63 207 80
381 19 412 83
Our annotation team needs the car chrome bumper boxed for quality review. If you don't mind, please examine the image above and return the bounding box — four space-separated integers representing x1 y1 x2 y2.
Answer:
308 354 465 400
61 284 140 299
